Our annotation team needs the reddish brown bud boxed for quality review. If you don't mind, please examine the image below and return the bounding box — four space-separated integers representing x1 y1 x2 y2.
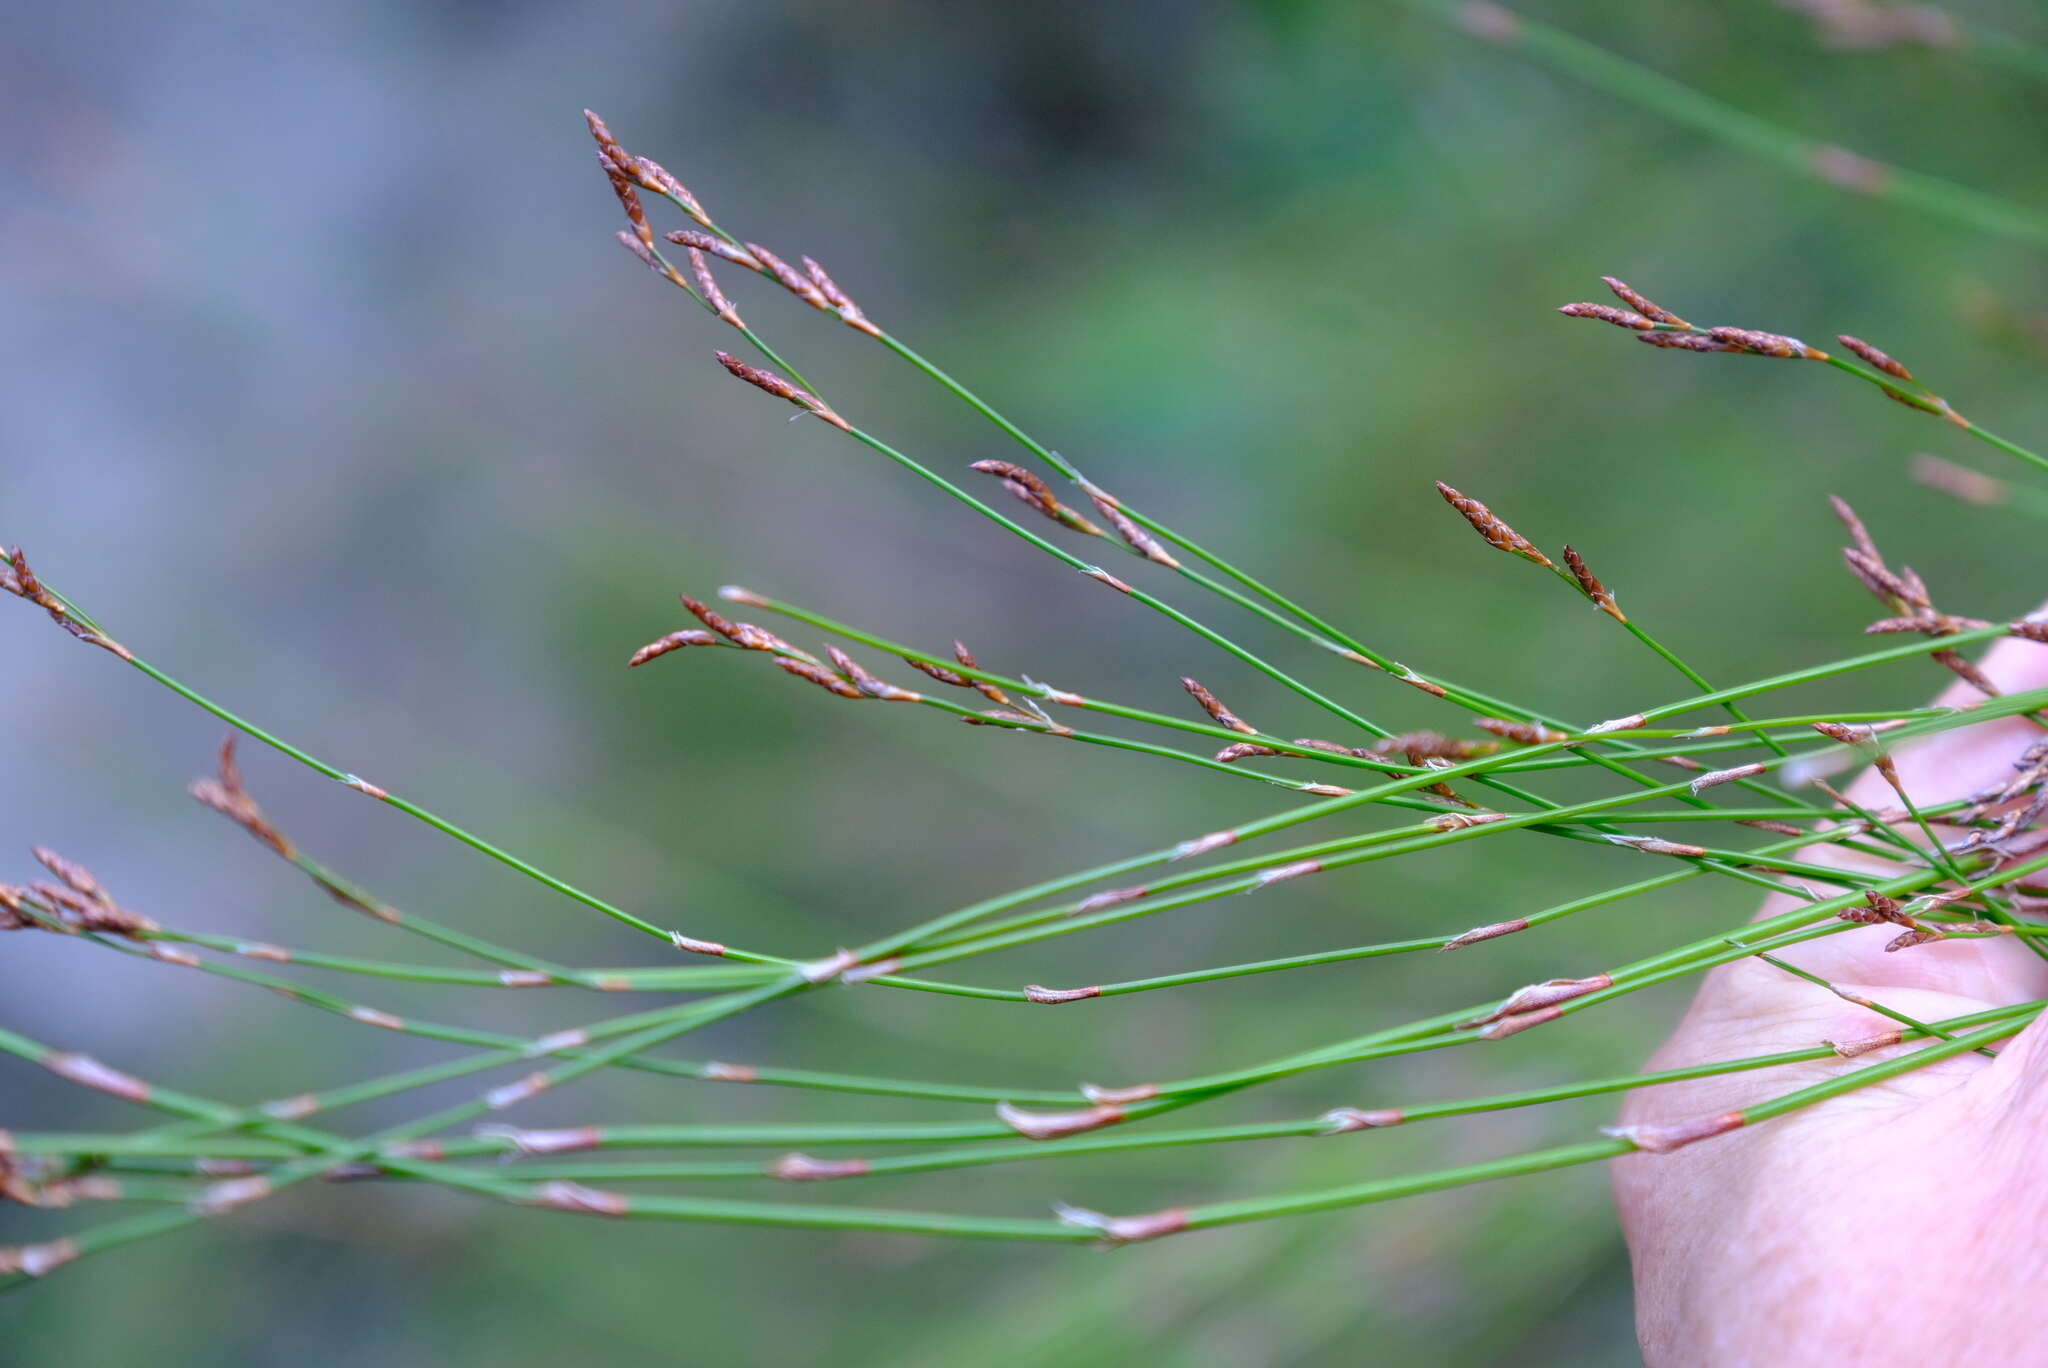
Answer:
1440 918 1529 950
775 656 866 699
967 460 1102 535
1476 1004 1564 1040
1637 331 1730 352
1562 545 1625 622
1085 492 1180 567
1836 334 1913 381
627 628 723 667
1474 718 1568 746
1319 1107 1405 1133
714 351 849 431
1558 302 1654 330
824 646 921 701
1434 482 1554 567
1707 326 1827 360
1467 974 1611 1027
800 255 881 338
745 243 833 311
1600 277 1690 328
685 248 744 329
1053 1202 1189 1244
664 228 763 271
1181 677 1256 734
1213 741 1282 764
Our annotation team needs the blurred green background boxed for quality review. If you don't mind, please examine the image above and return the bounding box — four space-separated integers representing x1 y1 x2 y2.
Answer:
5 1 2047 1362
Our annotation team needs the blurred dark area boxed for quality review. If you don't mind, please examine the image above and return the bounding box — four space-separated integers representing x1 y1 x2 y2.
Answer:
4 1 2046 1363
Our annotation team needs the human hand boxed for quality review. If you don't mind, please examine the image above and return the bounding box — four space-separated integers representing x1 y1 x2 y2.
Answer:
1613 634 2048 1366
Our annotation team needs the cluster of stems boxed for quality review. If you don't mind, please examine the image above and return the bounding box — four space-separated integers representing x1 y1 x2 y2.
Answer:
8 100 2048 1283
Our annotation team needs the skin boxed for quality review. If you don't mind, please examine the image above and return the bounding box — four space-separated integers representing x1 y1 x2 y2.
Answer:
1614 634 2048 1366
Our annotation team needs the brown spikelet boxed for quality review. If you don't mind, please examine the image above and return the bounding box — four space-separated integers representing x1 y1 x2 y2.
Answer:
1181 677 1257 734
2 547 131 659
1636 331 1730 352
1836 334 1913 381
685 249 744 329
1600 277 1691 328
774 657 866 700
1706 326 1827 360
1557 302 1654 331
1932 648 1999 695
1086 492 1180 567
951 641 1010 706
1561 545 1624 621
968 460 1102 535
1474 718 1568 746
1213 741 1282 764
1477 1005 1563 1040
1434 483 1554 567
593 148 647 249
189 736 295 860
800 255 881 338
1813 720 1878 747
678 595 809 658
905 656 973 687
714 352 849 431
1466 974 1611 1027
625 155 709 227
1440 918 1529 950
745 243 833 311
664 228 764 271
627 629 722 668
824 646 920 701
1827 494 1880 560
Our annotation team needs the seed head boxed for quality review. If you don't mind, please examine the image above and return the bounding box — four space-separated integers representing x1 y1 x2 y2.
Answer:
1600 277 1691 328
1434 482 1553 567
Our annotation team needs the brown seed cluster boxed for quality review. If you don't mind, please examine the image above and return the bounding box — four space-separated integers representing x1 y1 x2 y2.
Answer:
968 460 1103 536
1181 677 1257 734
1 547 131 660
1828 496 2001 692
1434 483 1554 567
714 351 850 431
586 111 881 340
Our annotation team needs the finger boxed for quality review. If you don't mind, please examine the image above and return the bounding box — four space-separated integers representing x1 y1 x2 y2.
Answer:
1692 629 2048 1039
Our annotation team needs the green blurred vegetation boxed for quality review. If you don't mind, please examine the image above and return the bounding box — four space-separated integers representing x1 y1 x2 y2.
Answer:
4 0 2046 1362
